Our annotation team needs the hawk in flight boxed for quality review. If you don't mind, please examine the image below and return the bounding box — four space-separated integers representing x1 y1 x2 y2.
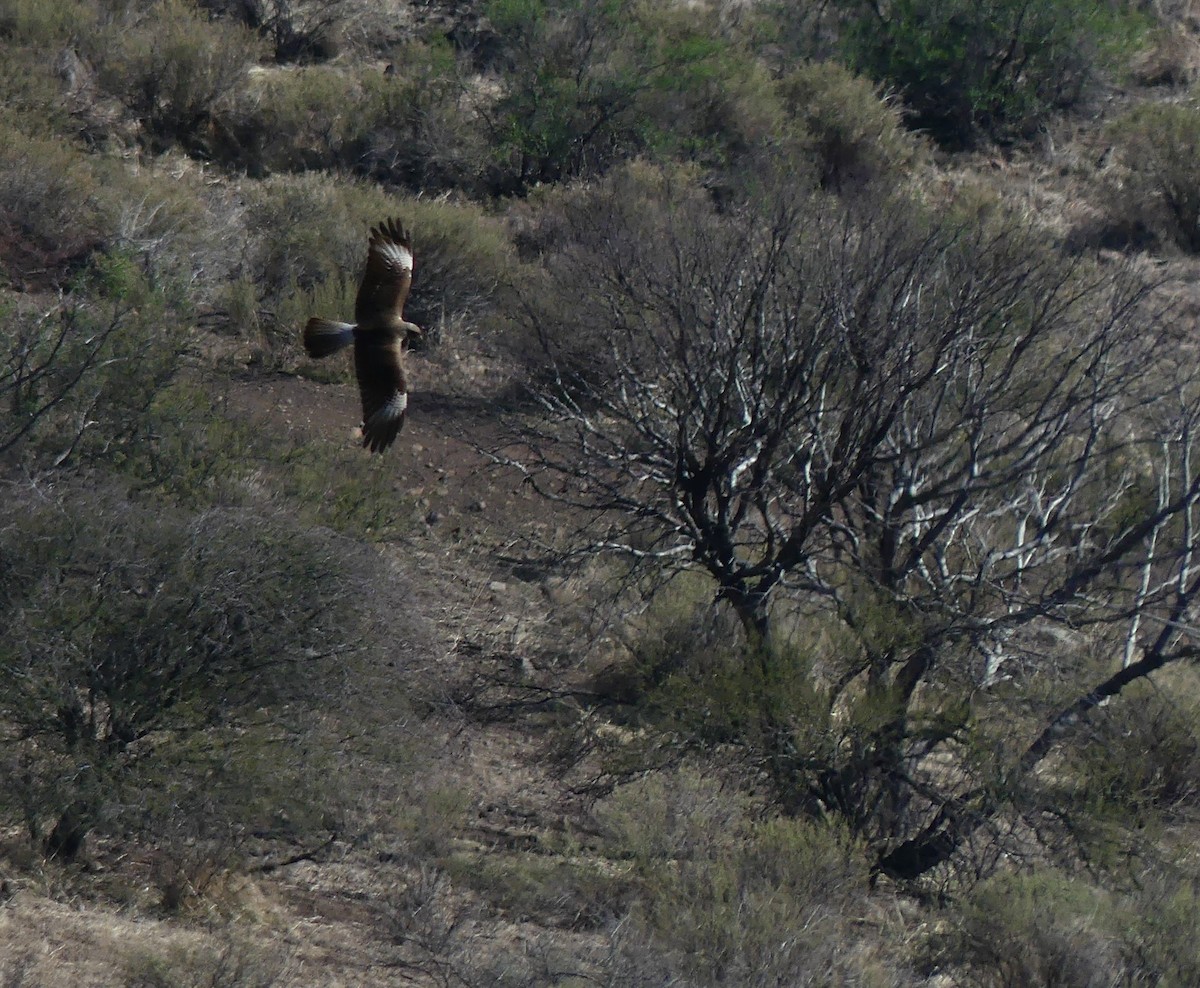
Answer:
303 218 421 453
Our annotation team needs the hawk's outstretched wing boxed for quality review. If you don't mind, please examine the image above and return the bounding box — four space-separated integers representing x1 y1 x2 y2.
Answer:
304 217 417 454
354 218 413 329
355 334 408 454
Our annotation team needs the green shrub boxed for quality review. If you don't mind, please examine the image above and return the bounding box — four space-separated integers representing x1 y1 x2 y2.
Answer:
445 850 628 930
776 60 924 191
479 0 786 193
198 0 352 63
0 110 244 294
221 44 475 190
1105 100 1200 252
0 120 111 289
123 937 286 988
1073 677 1200 818
0 0 99 46
0 45 75 138
627 4 786 174
1117 870 1200 986
931 871 1121 987
222 65 362 175
610 812 883 986
593 768 755 864
840 0 1148 148
1 257 189 469
0 486 377 860
93 0 262 151
352 41 481 193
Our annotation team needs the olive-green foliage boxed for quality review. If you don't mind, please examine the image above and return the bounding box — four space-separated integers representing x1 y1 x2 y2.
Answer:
625 3 784 172
0 121 114 287
600 780 886 986
91 0 262 151
270 439 421 540
123 937 286 988
0 0 98 46
839 0 1148 148
479 0 788 194
198 0 350 63
1106 100 1200 252
0 45 75 136
123 371 420 539
1073 678 1200 817
216 65 376 176
445 850 627 930
931 871 1120 987
1 255 187 468
0 485 371 856
221 41 473 190
0 103 248 296
777 60 924 191
1117 870 1200 986
593 768 756 864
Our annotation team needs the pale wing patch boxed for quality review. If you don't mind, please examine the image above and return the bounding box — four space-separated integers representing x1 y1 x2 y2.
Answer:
366 391 408 428
375 240 412 273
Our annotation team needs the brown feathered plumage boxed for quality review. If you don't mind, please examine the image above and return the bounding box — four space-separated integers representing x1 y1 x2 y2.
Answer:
303 218 421 453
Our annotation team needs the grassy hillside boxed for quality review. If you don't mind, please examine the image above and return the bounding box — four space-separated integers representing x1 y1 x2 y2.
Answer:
2 0 1200 984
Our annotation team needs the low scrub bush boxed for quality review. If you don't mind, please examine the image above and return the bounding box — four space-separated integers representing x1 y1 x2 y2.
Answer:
0 485 381 861
610 808 888 985
197 0 348 63
221 41 474 189
1 255 188 470
91 0 262 152
0 0 98 47
1072 677 1200 818
776 60 924 191
930 871 1121 987
0 113 243 295
445 850 627 930
1117 869 1200 986
840 0 1148 148
220 65 373 176
123 937 287 988
0 121 112 289
0 45 76 138
1105 100 1200 252
478 0 789 194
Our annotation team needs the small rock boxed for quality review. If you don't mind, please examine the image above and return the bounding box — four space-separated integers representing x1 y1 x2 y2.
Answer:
467 499 486 512
488 581 508 592
425 510 442 525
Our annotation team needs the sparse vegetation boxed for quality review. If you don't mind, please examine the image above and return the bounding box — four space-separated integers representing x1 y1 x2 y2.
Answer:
838 0 1149 148
0 0 1198 983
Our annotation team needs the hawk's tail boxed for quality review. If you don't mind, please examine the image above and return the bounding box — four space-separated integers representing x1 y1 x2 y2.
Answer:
303 318 355 358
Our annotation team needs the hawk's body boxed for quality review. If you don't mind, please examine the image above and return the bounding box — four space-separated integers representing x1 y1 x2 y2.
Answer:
303 218 420 453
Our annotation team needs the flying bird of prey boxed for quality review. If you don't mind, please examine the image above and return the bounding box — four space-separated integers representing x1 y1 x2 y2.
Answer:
303 218 421 453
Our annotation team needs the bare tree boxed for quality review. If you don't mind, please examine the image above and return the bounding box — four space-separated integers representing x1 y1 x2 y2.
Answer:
508 167 1200 880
